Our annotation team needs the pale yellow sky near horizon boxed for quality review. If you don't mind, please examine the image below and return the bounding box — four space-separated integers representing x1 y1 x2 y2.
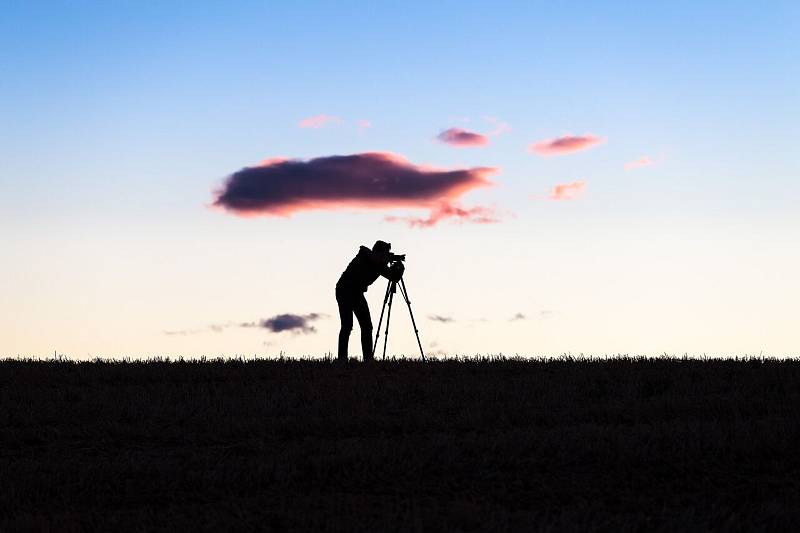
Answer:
4 206 798 360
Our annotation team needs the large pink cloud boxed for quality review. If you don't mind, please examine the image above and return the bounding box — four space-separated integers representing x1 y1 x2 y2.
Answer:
298 114 342 129
529 134 604 156
437 128 490 148
548 181 586 200
212 152 498 225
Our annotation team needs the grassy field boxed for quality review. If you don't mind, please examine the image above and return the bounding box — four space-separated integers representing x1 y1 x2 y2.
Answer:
1 356 798 531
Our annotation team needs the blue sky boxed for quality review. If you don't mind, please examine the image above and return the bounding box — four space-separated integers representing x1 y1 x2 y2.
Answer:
2 1 798 357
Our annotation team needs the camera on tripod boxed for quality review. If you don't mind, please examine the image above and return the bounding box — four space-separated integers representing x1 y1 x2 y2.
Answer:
387 259 405 281
374 252 425 361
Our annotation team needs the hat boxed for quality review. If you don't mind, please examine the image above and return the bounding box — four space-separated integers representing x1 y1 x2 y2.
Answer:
372 240 391 254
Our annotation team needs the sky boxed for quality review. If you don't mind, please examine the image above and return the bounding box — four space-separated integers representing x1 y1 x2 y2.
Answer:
2 1 799 359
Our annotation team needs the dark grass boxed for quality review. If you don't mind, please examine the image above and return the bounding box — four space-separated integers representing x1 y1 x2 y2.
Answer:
1 356 799 531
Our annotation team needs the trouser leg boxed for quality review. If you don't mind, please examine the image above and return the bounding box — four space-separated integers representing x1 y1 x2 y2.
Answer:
352 292 374 361
337 329 350 362
336 289 354 362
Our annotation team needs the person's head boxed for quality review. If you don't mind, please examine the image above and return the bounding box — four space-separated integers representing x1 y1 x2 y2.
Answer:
371 240 391 264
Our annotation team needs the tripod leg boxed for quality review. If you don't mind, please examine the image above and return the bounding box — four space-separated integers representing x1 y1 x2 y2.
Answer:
398 278 426 362
373 280 392 357
382 283 396 360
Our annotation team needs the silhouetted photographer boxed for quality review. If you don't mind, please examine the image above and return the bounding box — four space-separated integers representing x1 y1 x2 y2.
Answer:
336 240 405 362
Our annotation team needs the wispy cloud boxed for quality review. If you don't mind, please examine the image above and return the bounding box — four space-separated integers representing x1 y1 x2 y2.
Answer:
428 315 455 323
484 116 511 136
508 310 556 322
357 119 372 131
164 322 236 336
164 327 209 336
529 134 604 156
437 127 490 147
298 114 342 129
166 314 326 336
384 202 499 228
212 152 498 228
547 181 586 201
624 156 655 171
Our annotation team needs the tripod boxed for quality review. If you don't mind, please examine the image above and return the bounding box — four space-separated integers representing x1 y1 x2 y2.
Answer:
372 275 426 361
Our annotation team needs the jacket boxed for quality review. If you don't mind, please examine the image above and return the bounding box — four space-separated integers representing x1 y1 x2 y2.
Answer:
337 246 397 293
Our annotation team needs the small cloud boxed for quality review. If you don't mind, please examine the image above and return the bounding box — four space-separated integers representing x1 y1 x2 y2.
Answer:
505 310 557 323
529 134 604 156
427 341 446 357
548 181 586 201
437 128 490 148
464 317 488 329
298 114 342 129
357 119 372 130
484 116 511 136
385 202 500 228
164 328 199 336
428 315 455 323
241 313 325 334
624 156 655 171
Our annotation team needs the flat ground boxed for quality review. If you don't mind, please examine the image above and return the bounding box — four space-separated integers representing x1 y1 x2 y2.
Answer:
1 357 798 531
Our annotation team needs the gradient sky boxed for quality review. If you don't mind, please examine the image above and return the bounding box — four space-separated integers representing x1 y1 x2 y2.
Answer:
2 1 798 358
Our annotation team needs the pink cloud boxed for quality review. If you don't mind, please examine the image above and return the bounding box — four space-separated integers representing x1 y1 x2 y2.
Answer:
298 114 342 129
258 156 289 166
385 202 499 228
357 119 372 130
529 134 605 156
624 156 655 171
212 152 498 227
548 181 586 200
437 128 490 148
